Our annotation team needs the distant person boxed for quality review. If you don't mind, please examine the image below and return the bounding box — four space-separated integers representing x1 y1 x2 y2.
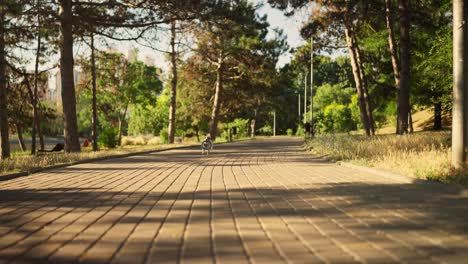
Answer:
82 138 90 147
201 134 213 155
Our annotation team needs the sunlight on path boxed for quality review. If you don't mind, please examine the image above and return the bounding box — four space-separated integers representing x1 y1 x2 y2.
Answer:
0 138 467 263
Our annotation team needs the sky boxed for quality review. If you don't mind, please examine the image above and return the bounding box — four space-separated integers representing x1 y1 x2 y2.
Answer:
43 1 309 90
111 0 308 72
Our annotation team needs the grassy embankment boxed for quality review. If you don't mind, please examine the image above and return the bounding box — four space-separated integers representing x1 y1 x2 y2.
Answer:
306 109 468 185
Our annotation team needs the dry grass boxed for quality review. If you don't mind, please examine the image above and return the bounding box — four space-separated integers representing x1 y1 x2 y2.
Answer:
307 131 468 185
0 143 191 177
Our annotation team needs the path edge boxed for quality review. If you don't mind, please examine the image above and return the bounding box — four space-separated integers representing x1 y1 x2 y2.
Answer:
0 144 203 182
339 162 414 184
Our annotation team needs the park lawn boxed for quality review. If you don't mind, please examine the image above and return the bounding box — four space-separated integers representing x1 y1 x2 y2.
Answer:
306 131 468 186
0 142 193 178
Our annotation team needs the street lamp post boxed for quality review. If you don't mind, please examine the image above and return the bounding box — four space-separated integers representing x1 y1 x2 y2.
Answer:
304 72 307 125
310 37 314 136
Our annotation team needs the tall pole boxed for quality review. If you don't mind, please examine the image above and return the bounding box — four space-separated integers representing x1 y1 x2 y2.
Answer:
310 37 314 136
304 72 307 124
273 111 276 136
91 32 98 151
298 73 302 127
298 93 301 124
452 0 468 169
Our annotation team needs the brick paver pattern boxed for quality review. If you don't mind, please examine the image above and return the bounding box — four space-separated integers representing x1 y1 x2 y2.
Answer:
1 138 468 264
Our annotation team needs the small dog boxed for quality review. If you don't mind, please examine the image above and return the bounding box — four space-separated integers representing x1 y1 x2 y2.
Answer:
201 135 213 155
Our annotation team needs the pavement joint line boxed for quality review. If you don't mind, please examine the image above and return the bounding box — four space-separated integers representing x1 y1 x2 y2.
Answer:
86 158 199 264
143 155 223 264
247 148 333 264
0 160 155 238
44 161 172 262
2 160 170 262
223 156 252 264
331 165 458 256
178 158 209 264
2 138 468 263
0 162 150 244
278 160 415 260
237 152 290 264
180 155 226 264
0 162 146 219
74 159 198 263
232 152 274 264
263 150 400 264
276 154 446 263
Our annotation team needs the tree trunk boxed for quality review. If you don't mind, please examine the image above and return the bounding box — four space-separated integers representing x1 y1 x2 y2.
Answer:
385 0 401 88
37 108 45 151
397 0 411 135
118 105 128 146
408 108 414 133
434 101 442 130
247 117 252 137
16 124 26 152
386 0 403 134
344 20 371 136
452 0 468 168
354 38 375 135
250 116 256 138
209 53 223 141
59 0 80 152
31 20 41 155
0 8 10 159
91 33 98 151
168 19 177 144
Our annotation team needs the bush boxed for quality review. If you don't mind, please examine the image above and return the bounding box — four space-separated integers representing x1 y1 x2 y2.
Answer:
147 137 161 145
121 136 147 146
286 128 293 136
259 125 273 136
99 127 118 148
160 128 169 144
296 125 304 136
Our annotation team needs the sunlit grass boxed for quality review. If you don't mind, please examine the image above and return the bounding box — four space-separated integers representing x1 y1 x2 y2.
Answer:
306 131 468 185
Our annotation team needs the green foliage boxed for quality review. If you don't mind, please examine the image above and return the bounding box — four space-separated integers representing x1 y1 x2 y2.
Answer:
312 83 357 133
159 127 169 144
99 127 118 148
295 124 304 136
228 118 249 137
127 90 169 136
321 103 354 133
286 128 293 136
259 125 273 136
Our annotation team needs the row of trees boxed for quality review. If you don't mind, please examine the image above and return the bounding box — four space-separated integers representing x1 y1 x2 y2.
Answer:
0 0 290 159
270 0 452 135
269 0 466 168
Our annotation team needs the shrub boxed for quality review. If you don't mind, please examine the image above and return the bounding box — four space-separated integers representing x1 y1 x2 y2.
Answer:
295 125 304 136
259 125 273 136
286 128 293 136
147 137 161 145
160 128 169 144
99 127 118 148
121 137 134 146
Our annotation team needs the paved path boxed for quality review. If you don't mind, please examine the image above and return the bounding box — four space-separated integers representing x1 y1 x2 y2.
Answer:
1 137 468 264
